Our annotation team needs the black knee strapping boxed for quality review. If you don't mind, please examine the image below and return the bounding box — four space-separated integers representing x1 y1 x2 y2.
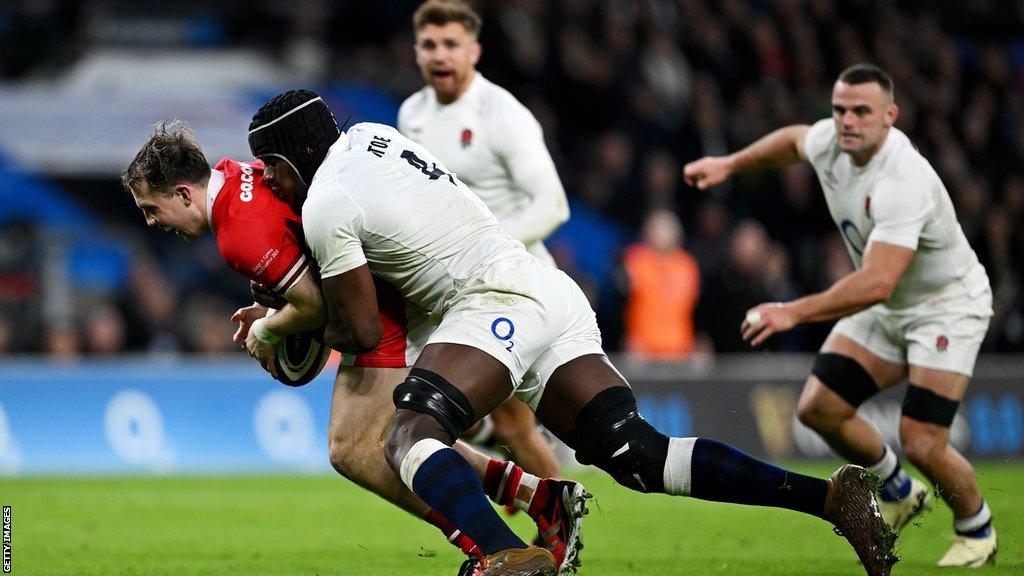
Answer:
902 384 959 427
812 353 878 407
393 368 476 439
568 386 669 493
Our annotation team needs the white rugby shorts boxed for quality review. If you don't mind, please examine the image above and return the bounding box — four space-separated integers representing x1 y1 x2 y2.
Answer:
426 255 604 409
832 289 992 377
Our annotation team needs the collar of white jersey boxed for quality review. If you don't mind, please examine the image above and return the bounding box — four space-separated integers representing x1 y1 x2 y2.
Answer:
205 168 226 225
851 127 900 173
333 129 352 153
304 131 351 193
326 129 352 162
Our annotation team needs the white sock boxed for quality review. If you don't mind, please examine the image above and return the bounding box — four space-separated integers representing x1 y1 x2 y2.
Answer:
868 445 910 501
867 445 898 479
955 501 993 535
662 437 696 496
514 473 541 511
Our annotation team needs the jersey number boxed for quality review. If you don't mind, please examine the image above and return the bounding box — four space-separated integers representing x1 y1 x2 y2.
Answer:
401 150 455 185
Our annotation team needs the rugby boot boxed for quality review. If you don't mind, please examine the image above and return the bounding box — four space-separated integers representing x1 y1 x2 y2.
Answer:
878 477 933 532
824 465 899 576
528 479 590 575
481 546 556 576
937 528 997 568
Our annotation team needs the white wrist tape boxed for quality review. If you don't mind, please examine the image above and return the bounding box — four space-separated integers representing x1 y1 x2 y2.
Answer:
251 317 281 346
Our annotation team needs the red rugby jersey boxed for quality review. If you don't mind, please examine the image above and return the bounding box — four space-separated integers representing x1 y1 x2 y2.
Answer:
211 158 309 292
210 158 410 368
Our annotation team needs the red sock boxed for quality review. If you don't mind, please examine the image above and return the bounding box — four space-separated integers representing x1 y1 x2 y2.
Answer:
424 508 480 557
483 459 541 512
484 459 521 505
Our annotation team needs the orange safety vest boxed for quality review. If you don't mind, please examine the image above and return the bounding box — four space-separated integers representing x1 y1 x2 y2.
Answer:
623 244 700 359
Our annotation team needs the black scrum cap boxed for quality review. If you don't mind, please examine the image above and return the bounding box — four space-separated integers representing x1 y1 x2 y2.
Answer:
248 89 341 186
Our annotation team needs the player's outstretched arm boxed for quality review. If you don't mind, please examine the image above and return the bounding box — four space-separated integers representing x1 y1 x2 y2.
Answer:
320 263 382 354
683 124 811 190
741 241 914 346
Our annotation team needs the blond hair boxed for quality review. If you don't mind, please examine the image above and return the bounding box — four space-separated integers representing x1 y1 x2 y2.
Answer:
412 0 482 37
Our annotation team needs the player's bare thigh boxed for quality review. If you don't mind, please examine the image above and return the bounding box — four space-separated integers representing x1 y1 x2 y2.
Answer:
798 332 907 417
536 354 629 441
328 364 434 518
329 365 411 448
907 365 969 401
412 342 518 421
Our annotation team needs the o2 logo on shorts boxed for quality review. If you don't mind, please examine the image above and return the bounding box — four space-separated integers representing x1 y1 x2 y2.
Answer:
491 317 515 351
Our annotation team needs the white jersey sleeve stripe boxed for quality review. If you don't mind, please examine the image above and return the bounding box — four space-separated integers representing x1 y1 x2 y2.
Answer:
275 254 309 293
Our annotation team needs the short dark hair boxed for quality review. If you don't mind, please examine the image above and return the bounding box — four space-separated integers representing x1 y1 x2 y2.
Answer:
122 120 209 195
413 0 482 37
838 63 894 95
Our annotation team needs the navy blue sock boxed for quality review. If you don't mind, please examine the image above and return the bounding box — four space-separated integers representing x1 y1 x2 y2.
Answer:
411 447 527 554
961 523 993 538
878 463 912 502
690 438 829 518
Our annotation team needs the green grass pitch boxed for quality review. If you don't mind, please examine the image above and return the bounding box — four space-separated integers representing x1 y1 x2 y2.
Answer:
2 463 1020 575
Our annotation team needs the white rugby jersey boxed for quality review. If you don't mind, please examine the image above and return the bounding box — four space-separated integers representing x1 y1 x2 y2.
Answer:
398 73 568 264
302 122 528 317
803 119 990 309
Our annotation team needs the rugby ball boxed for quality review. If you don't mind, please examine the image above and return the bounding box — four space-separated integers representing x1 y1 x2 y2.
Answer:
272 324 330 387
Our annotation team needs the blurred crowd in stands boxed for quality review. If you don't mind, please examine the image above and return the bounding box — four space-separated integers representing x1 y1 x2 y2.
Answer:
1 0 1022 358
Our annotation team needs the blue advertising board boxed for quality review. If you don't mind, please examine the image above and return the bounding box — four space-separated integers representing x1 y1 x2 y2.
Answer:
1 355 1021 475
0 358 339 475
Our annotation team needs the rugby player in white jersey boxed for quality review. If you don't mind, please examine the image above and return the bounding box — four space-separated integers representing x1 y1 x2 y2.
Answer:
684 63 996 567
398 0 569 498
122 122 578 574
248 89 897 576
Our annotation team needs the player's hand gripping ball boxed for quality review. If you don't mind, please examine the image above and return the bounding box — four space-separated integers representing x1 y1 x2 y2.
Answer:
270 319 330 387
237 304 330 387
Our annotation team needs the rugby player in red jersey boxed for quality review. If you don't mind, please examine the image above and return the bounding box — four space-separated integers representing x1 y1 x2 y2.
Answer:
123 121 584 574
